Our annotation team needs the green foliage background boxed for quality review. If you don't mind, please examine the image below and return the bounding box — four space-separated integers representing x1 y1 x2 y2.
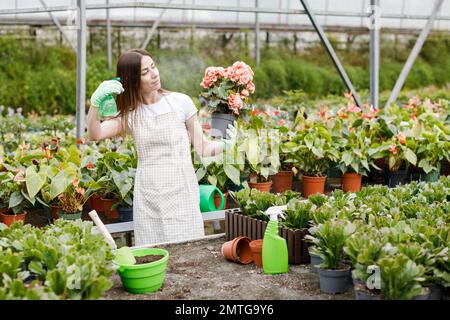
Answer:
0 31 448 114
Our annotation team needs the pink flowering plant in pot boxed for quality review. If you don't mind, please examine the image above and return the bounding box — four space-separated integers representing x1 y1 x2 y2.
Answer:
200 61 255 115
200 61 255 138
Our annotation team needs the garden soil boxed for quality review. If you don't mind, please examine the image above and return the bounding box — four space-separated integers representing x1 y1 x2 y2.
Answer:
103 235 354 300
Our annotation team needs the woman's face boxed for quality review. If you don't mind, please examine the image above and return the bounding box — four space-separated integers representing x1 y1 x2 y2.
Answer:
140 55 161 93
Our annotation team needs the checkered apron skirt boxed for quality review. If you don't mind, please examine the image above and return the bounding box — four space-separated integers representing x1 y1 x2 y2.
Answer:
130 96 204 246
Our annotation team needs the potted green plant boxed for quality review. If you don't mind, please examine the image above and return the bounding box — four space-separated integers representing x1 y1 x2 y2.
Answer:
306 220 356 294
377 253 428 300
415 129 450 182
249 108 296 193
238 123 280 192
377 133 417 188
0 171 31 226
287 122 339 197
337 129 380 192
109 167 136 222
200 61 255 138
55 178 89 220
344 229 386 299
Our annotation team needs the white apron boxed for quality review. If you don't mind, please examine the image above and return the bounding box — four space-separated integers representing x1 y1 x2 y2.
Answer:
131 95 205 246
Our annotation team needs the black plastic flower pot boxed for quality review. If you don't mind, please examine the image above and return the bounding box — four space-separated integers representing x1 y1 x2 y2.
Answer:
118 206 133 222
210 112 236 139
412 288 431 300
387 170 407 188
428 284 443 300
354 287 382 300
308 248 323 273
318 265 351 294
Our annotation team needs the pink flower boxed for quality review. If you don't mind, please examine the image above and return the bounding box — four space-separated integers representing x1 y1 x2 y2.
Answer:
73 178 79 187
76 187 85 196
347 105 361 113
252 109 262 116
316 107 329 121
277 119 285 126
402 104 415 109
86 162 95 169
14 170 25 182
200 66 219 88
409 95 421 106
228 93 243 115
389 144 398 154
344 92 355 102
337 107 349 119
240 89 249 98
369 105 379 115
228 61 254 85
396 133 406 145
246 81 255 94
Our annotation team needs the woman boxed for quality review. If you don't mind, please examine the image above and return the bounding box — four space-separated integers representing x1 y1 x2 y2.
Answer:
87 48 227 246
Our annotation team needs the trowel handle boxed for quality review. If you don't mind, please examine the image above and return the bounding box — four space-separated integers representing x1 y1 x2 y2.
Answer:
88 210 117 250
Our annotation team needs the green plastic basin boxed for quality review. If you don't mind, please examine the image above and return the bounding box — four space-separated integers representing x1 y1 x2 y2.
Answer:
114 248 169 294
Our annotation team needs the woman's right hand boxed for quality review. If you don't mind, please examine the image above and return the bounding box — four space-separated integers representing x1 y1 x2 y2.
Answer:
90 79 124 108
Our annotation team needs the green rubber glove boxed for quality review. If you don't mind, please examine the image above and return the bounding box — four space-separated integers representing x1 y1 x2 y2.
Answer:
90 79 124 108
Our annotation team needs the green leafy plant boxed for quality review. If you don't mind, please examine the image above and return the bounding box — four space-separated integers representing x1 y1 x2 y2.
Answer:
282 198 312 229
415 128 450 174
229 188 286 221
286 119 339 177
0 220 114 300
377 253 426 300
306 220 356 269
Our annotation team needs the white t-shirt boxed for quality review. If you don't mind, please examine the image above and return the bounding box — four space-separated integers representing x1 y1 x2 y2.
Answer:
126 92 198 133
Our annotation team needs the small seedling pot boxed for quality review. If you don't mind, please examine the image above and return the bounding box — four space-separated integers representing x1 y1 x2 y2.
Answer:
249 239 263 268
221 236 253 264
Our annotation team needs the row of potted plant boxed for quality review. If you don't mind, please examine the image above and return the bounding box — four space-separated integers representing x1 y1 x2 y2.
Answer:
0 135 136 225
0 219 114 299
305 177 449 299
199 76 449 196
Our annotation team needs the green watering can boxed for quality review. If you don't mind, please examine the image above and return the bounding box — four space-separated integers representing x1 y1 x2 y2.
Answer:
199 184 224 212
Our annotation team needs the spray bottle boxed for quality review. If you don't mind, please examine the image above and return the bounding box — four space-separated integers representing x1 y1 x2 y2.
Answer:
98 77 121 118
262 205 288 274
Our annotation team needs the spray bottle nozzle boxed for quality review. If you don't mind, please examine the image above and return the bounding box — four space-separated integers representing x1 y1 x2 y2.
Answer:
265 205 287 221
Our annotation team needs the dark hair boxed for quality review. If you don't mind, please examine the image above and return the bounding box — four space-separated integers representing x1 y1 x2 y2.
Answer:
115 48 168 136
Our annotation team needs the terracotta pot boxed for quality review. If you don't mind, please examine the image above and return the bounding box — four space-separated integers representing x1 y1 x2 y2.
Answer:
101 197 119 219
214 191 228 210
270 171 294 193
221 236 253 264
342 173 362 192
249 239 263 268
1 211 27 227
302 175 327 197
89 195 104 213
50 205 63 222
248 180 273 193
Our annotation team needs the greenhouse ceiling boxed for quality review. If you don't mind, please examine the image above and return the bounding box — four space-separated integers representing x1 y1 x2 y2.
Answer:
0 0 449 30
